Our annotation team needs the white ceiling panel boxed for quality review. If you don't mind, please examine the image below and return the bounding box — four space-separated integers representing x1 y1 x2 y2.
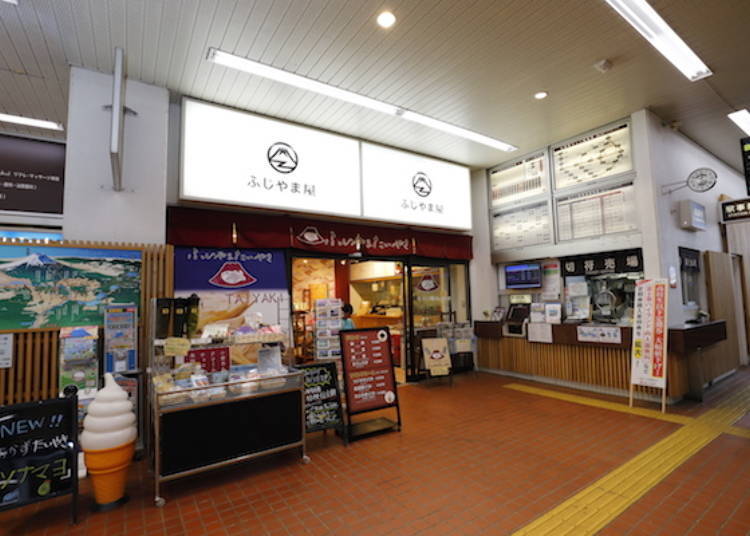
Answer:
0 0 747 170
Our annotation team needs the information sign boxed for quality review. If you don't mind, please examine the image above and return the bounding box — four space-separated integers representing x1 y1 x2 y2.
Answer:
557 184 637 241
577 325 622 344
340 328 398 414
552 123 632 190
297 361 344 434
489 151 548 208
0 334 12 368
492 202 552 250
422 338 451 376
742 137 750 196
0 392 78 520
104 304 138 373
720 197 750 223
630 279 669 389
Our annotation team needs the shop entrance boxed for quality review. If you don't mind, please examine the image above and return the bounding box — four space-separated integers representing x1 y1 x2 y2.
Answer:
291 254 471 383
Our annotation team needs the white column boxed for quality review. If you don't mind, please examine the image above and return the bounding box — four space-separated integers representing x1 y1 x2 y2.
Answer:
63 67 169 243
469 168 498 320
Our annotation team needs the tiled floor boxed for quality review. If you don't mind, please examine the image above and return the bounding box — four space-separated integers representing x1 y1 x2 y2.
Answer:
2 370 749 536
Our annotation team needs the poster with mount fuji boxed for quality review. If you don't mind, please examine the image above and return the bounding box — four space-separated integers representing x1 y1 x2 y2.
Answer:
0 246 141 330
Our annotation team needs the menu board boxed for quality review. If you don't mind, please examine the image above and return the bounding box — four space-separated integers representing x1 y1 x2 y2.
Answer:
553 123 632 190
0 396 77 512
489 152 548 208
297 361 343 433
340 328 398 414
492 202 552 250
631 279 669 389
557 185 637 241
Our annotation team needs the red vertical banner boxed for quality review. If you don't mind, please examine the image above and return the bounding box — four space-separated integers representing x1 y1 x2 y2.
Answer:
630 279 669 389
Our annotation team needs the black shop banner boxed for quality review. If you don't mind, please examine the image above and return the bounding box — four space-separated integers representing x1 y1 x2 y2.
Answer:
742 137 750 196
720 197 750 224
0 135 65 214
561 248 643 277
0 397 76 511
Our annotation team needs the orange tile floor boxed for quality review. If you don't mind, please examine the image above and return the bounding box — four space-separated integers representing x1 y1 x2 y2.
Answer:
2 370 749 536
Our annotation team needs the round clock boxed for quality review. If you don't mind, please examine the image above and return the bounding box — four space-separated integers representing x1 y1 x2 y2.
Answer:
687 168 717 192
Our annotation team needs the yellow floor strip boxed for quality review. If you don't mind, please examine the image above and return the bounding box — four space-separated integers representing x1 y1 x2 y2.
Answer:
504 383 694 425
510 384 750 535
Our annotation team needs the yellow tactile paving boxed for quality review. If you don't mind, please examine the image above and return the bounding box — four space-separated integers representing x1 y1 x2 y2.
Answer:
509 382 750 535
504 383 694 425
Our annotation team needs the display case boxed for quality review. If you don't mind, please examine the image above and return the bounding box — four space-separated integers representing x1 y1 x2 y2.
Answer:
150 367 306 506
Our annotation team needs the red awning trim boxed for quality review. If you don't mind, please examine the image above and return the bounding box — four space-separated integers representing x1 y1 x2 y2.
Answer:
167 207 472 260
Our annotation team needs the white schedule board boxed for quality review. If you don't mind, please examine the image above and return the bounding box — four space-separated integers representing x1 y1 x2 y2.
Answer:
552 123 632 190
181 98 361 218
489 151 548 208
492 202 552 251
557 184 637 241
630 279 669 389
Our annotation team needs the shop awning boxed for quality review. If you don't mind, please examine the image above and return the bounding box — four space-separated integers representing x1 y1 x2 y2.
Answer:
167 207 473 260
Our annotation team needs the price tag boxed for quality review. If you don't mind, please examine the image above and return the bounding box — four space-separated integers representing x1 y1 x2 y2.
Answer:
164 337 191 357
0 334 12 368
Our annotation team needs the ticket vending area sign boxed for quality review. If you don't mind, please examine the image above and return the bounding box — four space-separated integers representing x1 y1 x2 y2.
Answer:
340 328 401 441
630 279 669 410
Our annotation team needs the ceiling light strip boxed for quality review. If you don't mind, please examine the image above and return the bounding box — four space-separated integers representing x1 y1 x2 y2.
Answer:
206 48 516 152
604 0 712 82
0 112 64 131
728 109 750 136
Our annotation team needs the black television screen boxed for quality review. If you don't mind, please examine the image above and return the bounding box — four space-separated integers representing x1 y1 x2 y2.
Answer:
505 263 542 289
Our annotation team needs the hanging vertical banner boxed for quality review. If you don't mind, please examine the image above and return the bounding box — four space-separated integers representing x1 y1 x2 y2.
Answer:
630 279 669 389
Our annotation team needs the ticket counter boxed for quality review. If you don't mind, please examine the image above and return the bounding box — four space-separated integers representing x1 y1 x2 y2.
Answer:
475 320 727 402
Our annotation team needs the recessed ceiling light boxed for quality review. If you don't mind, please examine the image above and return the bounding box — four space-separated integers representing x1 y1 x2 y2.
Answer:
376 11 396 28
0 112 63 131
534 91 548 100
728 109 750 136
604 0 711 81
206 48 517 152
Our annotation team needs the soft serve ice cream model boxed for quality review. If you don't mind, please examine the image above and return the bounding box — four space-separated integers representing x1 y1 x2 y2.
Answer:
80 373 136 510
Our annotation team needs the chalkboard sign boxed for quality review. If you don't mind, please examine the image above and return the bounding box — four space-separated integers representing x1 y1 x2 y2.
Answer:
297 361 344 434
0 390 78 522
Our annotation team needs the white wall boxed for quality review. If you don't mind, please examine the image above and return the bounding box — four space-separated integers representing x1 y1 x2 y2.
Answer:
640 109 745 323
63 67 169 243
469 169 498 319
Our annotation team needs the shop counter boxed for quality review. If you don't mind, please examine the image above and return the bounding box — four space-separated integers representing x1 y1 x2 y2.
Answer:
475 320 727 403
353 314 403 329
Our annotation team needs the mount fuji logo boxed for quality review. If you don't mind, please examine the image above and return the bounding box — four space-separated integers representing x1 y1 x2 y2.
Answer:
208 261 258 288
267 142 298 174
412 172 432 197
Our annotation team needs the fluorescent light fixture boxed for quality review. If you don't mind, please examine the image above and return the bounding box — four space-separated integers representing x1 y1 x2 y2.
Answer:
728 109 750 136
0 112 63 131
377 11 396 28
534 91 548 100
1 0 19 5
206 47 516 152
604 0 712 81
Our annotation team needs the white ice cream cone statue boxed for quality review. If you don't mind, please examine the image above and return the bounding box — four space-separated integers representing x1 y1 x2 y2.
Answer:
80 373 137 510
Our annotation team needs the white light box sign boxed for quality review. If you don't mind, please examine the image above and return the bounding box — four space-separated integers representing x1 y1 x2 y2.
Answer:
552 123 633 190
180 98 361 217
489 151 548 208
360 143 471 230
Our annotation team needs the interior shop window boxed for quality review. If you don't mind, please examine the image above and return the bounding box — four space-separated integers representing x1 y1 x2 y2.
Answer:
679 247 701 307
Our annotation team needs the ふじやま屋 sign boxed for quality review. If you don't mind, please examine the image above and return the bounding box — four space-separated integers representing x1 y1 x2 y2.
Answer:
340 329 398 414
298 361 343 433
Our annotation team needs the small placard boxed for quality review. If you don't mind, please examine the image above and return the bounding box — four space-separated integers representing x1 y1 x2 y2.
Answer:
422 338 451 376
164 337 191 357
528 323 553 343
0 334 12 368
577 325 622 344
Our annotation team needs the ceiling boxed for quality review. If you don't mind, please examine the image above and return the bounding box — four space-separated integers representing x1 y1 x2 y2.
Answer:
0 0 748 171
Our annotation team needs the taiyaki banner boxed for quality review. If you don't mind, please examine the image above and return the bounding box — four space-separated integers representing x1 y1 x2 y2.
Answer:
173 247 290 338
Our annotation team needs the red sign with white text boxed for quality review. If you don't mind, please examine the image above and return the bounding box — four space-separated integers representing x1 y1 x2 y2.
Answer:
340 328 398 413
630 279 669 388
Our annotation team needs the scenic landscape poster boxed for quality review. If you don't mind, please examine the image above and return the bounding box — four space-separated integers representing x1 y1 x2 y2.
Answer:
0 245 141 330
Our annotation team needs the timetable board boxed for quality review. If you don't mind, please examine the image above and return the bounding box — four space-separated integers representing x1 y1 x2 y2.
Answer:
557 185 637 241
492 202 552 250
553 123 632 190
490 152 548 208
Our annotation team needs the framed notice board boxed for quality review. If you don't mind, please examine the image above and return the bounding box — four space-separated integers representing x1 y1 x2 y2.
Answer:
297 361 344 437
339 328 401 441
0 388 79 523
